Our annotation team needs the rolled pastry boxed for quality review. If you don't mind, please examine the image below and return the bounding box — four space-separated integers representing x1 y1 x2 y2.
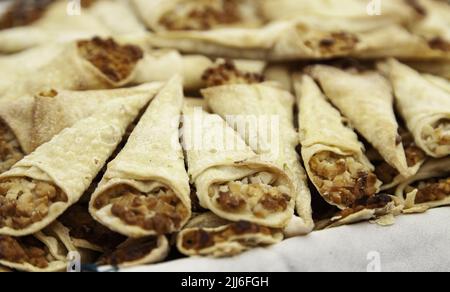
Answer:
203 82 314 233
308 65 413 178
2 37 145 100
97 236 169 268
294 75 382 209
182 106 295 228
90 77 191 238
0 93 153 236
0 0 110 53
131 0 264 32
30 83 163 151
177 212 283 257
378 59 450 158
396 157 450 214
0 83 162 176
0 221 81 272
147 15 450 61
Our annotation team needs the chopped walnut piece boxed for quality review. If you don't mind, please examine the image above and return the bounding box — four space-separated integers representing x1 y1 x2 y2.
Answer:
422 119 450 156
213 172 291 218
0 178 67 229
77 37 143 83
159 0 244 31
309 151 379 208
414 177 450 204
0 235 49 268
0 122 24 174
94 185 189 234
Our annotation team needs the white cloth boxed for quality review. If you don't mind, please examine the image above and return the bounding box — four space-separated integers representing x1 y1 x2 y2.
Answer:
123 208 450 272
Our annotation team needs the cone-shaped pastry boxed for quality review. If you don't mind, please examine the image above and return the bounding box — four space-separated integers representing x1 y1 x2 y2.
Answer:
131 0 264 32
90 77 191 238
308 65 411 178
30 83 162 151
0 221 85 272
97 236 169 268
396 157 450 214
177 212 283 257
2 37 145 100
0 1 110 53
203 82 314 233
183 106 295 228
295 75 401 228
294 75 382 209
0 83 162 175
378 59 450 158
0 93 153 236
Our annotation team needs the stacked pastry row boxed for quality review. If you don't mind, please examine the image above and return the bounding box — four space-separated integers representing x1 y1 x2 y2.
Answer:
0 0 448 272
0 53 448 271
0 0 449 62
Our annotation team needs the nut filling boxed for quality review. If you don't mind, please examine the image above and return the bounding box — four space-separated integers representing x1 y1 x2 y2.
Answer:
375 132 426 184
0 178 68 229
0 235 50 269
309 151 379 208
212 172 291 218
0 122 24 174
0 0 54 30
181 220 274 251
158 0 246 31
94 185 189 234
77 37 143 83
202 60 264 87
422 119 450 156
97 237 158 266
409 177 450 204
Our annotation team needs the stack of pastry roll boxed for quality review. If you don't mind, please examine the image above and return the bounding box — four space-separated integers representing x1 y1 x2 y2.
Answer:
201 73 314 236
0 36 267 100
143 0 450 60
0 83 162 174
377 59 450 212
307 65 426 191
378 59 450 159
0 84 158 271
181 102 291 256
294 74 401 229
